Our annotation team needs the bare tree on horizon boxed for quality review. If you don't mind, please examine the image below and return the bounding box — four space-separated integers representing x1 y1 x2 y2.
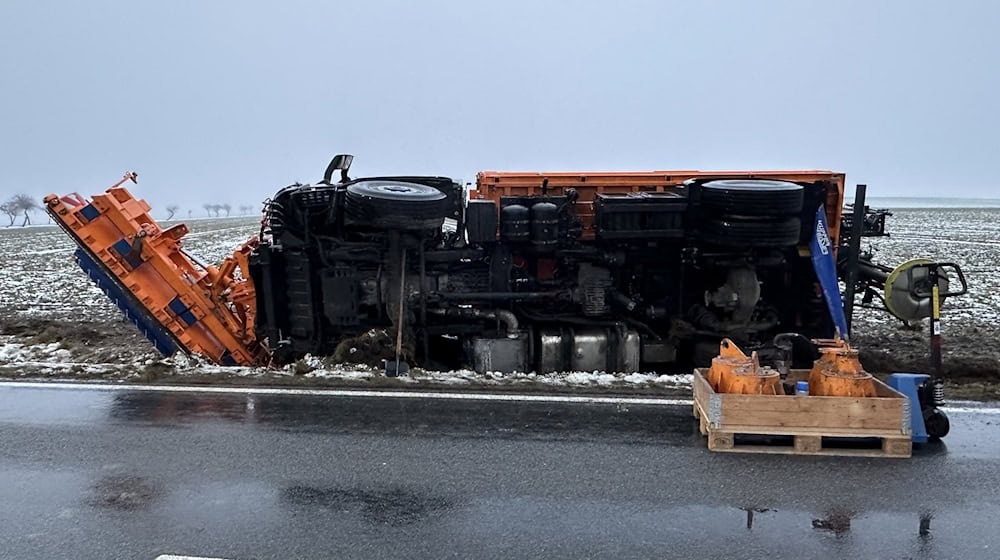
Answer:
166 205 180 220
0 200 16 227
2 194 41 227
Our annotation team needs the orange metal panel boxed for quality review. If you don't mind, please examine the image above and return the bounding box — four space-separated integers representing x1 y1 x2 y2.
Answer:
44 187 269 367
475 170 846 244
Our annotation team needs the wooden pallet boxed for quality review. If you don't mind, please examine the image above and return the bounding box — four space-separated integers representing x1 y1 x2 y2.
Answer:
693 369 912 458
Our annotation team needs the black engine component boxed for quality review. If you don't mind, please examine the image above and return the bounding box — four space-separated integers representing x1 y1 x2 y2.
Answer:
250 156 839 373
593 192 687 240
466 199 498 245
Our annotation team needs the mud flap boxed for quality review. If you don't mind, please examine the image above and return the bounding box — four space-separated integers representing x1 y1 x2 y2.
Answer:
810 206 849 338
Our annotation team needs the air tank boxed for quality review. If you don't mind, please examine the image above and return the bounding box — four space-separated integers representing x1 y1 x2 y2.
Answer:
530 202 559 249
500 203 530 242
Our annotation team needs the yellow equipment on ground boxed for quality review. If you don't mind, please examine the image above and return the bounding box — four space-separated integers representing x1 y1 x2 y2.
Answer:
706 339 782 395
807 336 877 397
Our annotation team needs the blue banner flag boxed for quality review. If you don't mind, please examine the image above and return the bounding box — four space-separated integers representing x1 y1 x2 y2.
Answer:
810 206 849 340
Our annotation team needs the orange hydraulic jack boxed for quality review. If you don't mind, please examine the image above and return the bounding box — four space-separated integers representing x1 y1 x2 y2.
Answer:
706 339 782 395
807 336 877 397
44 173 270 367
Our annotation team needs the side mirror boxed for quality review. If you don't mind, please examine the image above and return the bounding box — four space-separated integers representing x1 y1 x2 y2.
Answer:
323 154 354 184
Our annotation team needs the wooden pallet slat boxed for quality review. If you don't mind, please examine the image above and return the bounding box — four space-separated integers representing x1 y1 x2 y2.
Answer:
794 435 821 454
692 369 912 459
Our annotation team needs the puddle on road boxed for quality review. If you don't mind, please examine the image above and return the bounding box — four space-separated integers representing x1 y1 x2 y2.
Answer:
109 392 257 424
809 508 857 534
717 503 952 558
739 507 772 529
444 499 994 558
281 484 455 526
735 504 940 537
87 475 162 511
103 390 696 445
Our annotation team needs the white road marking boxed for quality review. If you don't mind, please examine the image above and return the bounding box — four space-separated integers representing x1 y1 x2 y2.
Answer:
939 405 1000 415
155 556 234 560
0 380 692 406
0 380 997 413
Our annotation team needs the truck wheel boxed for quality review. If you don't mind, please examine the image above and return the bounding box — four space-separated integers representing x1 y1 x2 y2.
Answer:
345 180 449 230
701 180 804 216
700 216 802 247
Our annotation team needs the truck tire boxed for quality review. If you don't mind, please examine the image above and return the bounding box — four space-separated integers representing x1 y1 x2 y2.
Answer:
701 180 804 216
345 180 449 230
700 216 802 247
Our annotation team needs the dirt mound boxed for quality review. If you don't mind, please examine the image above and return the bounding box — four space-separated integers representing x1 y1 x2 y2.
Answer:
1 316 121 345
0 316 158 364
859 347 1000 381
854 326 1000 381
0 316 144 346
332 329 413 367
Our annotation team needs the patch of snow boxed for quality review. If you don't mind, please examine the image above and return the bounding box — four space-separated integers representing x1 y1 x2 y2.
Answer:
0 340 29 362
305 369 376 381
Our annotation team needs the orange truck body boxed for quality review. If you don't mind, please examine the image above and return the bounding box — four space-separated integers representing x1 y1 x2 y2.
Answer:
475 170 845 246
47 168 845 367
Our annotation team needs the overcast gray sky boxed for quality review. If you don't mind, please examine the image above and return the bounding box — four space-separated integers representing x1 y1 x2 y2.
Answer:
1 0 998 212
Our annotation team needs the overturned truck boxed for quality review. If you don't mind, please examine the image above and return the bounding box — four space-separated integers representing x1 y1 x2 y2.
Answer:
43 156 952 375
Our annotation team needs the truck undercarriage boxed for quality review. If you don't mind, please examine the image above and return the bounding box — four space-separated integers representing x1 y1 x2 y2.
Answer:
250 158 848 374
43 156 962 380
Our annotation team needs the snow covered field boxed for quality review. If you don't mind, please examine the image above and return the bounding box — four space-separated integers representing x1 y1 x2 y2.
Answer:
849 207 1000 378
0 207 998 384
0 217 260 322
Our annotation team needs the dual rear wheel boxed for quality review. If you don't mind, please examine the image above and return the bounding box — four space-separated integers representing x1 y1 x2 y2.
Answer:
698 180 805 247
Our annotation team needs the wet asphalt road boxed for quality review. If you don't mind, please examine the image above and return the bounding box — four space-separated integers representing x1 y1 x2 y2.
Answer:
0 384 999 560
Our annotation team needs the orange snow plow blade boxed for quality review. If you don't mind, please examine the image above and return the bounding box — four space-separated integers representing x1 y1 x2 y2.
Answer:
44 174 269 367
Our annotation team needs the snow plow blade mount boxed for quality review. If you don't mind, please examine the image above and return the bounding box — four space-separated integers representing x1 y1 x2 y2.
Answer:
44 185 269 367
